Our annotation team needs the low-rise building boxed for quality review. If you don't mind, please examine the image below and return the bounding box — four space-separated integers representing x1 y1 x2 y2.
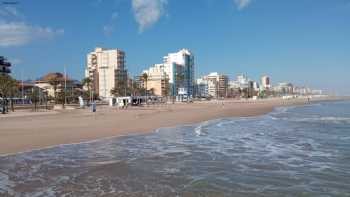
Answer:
35 72 81 99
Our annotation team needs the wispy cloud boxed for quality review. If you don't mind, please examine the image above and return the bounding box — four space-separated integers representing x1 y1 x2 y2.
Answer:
0 7 64 47
0 6 24 19
0 22 64 47
234 0 252 10
103 11 118 36
131 0 168 32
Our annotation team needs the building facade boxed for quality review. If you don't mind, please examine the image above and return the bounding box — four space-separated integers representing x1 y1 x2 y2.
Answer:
35 72 81 98
199 72 228 98
162 49 195 98
0 56 11 76
195 78 209 98
274 82 294 95
85 48 127 99
142 64 169 96
261 75 271 90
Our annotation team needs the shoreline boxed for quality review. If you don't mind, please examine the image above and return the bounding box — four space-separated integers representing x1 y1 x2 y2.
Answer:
0 97 345 156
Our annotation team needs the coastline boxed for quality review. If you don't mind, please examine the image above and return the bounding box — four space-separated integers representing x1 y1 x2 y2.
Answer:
0 97 344 156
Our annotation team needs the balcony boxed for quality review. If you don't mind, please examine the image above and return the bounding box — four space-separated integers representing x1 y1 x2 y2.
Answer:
1 67 11 73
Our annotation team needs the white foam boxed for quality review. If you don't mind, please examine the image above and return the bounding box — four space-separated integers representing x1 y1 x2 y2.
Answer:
287 116 350 124
0 172 15 196
194 126 202 136
193 120 214 137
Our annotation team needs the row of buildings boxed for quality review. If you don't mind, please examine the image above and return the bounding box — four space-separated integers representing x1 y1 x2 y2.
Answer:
195 73 271 99
85 48 195 101
195 73 321 99
83 47 323 101
1 56 82 104
2 47 323 104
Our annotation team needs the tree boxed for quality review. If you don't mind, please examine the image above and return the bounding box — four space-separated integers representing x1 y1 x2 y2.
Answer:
82 77 92 104
111 79 128 97
149 88 155 96
0 75 17 114
110 86 122 97
141 73 149 103
29 87 40 112
47 75 62 104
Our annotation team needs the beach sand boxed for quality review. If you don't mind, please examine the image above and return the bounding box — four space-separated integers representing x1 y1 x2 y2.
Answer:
0 97 338 155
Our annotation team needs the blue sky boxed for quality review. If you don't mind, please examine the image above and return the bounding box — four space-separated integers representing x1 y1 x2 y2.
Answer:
0 0 349 95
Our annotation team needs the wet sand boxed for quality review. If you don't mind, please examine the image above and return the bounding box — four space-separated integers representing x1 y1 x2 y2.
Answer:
0 97 338 155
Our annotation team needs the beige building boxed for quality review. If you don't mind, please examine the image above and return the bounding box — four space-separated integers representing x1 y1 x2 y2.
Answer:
202 72 228 98
35 72 80 98
85 47 127 99
142 64 169 96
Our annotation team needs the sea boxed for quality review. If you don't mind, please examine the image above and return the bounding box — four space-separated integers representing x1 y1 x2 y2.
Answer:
1 100 350 197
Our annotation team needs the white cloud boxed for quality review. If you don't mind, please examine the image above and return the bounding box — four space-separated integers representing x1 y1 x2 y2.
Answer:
0 21 64 47
131 0 167 32
103 24 114 36
0 6 24 19
103 11 118 36
0 7 64 47
234 0 252 10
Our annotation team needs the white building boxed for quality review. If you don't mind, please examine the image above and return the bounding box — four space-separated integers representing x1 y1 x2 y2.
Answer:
196 78 209 98
253 81 260 91
85 47 127 100
228 80 240 89
231 74 249 90
274 82 294 95
162 49 195 98
261 75 271 90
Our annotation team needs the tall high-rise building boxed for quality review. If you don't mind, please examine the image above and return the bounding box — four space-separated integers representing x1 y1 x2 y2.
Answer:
261 75 271 90
162 49 195 98
0 56 11 76
142 64 169 96
85 47 127 99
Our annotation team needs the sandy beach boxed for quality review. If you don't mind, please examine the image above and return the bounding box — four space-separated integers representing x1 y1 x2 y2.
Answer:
0 97 340 155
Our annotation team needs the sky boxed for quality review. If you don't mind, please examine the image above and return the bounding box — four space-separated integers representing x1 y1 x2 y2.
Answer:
0 0 349 95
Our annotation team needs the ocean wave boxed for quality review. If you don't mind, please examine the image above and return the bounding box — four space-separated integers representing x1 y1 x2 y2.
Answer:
194 120 215 137
273 116 350 124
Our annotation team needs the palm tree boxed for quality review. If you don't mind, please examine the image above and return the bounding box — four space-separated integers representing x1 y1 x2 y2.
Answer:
82 77 92 104
110 86 122 97
47 76 61 104
0 75 17 114
142 73 148 103
149 88 155 96
29 87 40 112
